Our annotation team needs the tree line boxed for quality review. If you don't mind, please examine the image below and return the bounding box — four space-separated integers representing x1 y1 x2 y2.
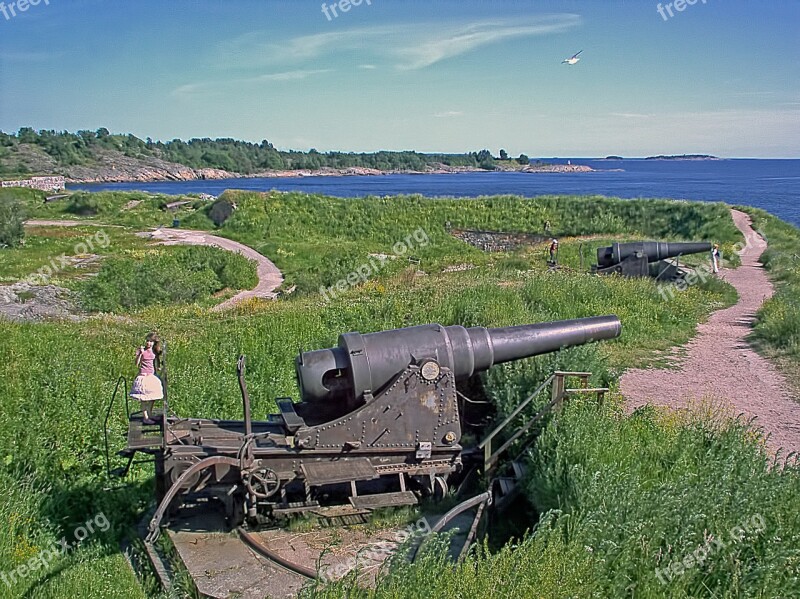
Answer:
0 128 530 175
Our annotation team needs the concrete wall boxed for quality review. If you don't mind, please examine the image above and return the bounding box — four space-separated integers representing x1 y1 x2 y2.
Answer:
0 176 66 191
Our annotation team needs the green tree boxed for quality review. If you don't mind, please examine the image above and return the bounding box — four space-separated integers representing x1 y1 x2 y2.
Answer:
517 153 530 165
499 149 508 160
0 198 26 248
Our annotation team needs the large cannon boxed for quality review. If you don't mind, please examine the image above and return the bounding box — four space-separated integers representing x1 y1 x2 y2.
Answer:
593 241 713 279
114 316 621 535
296 317 622 416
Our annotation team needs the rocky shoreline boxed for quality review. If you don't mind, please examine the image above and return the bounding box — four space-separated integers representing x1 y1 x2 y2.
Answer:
66 161 596 184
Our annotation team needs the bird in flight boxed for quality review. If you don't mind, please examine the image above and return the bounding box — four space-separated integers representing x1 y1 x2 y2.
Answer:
562 50 583 65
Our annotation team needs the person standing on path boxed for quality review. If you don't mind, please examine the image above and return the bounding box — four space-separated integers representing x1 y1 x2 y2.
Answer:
711 243 721 273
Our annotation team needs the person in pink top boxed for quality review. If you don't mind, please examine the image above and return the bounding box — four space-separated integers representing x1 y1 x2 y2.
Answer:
130 332 164 424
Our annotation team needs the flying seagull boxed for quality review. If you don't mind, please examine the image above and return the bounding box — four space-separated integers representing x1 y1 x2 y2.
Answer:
562 50 583 65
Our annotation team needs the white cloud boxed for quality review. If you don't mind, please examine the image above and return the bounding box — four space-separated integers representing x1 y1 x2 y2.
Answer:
393 16 581 70
254 69 332 81
172 69 332 97
216 15 581 71
610 113 653 119
434 111 464 118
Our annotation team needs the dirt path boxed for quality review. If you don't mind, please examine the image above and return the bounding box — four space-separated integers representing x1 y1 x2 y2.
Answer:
24 220 283 310
621 209 800 457
25 219 91 227
137 228 283 310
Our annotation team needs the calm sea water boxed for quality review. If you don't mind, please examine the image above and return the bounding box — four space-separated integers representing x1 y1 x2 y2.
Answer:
70 159 800 227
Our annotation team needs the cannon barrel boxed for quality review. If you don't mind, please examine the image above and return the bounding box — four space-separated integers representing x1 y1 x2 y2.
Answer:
597 241 712 268
296 315 621 409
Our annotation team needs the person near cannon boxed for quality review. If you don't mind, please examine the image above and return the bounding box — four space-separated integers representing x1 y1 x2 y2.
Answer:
549 238 559 264
131 332 164 424
711 244 721 273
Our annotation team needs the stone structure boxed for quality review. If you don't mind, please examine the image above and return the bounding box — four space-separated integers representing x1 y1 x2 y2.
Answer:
1 176 66 191
450 229 547 252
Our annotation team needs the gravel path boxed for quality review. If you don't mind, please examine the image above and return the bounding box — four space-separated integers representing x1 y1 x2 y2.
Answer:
25 219 87 227
137 228 283 310
621 209 800 457
23 220 283 311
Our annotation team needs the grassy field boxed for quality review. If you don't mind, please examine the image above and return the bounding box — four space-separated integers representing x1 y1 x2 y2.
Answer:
740 206 800 391
0 189 798 598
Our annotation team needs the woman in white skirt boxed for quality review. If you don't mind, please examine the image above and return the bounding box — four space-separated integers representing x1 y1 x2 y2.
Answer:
131 332 164 424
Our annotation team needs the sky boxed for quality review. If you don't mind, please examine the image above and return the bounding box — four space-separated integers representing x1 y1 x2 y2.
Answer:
0 0 798 157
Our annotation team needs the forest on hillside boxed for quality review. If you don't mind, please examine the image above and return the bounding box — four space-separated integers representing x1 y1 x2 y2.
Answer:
0 128 530 176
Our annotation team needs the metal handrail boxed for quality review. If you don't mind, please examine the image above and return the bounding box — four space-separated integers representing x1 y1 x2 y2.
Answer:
479 371 597 471
103 376 128 475
478 374 554 450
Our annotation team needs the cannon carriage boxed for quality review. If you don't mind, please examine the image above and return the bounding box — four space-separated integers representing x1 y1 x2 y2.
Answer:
106 316 621 539
592 241 713 281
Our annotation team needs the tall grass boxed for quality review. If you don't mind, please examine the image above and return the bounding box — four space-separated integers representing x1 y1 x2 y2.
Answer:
303 401 800 598
741 207 800 358
79 245 257 312
4 191 796 599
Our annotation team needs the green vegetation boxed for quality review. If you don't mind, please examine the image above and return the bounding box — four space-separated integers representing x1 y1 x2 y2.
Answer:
80 245 258 312
307 403 799 598
739 207 800 388
1 190 798 598
0 127 518 175
0 197 26 248
193 190 743 295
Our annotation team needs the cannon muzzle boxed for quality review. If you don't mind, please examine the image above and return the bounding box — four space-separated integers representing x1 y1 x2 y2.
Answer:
296 315 621 410
597 241 712 268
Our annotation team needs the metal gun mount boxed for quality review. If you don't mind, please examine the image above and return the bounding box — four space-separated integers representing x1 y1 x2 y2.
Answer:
593 241 713 279
110 316 621 538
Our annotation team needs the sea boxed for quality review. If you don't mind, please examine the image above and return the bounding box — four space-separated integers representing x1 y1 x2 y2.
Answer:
70 158 800 227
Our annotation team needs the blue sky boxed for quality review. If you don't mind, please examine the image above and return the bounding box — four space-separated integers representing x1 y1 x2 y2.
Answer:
0 0 798 157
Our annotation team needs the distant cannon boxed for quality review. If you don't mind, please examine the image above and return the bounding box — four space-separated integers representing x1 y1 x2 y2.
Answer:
593 241 713 280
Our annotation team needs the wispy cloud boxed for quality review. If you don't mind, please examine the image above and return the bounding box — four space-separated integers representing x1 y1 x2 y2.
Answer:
254 69 332 81
358 64 377 70
731 91 776 97
172 69 332 97
611 112 653 119
217 15 581 71
394 16 581 70
434 111 464 118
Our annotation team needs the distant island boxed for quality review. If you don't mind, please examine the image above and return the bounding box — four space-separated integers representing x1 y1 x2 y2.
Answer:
645 154 719 160
0 128 594 184
604 156 624 160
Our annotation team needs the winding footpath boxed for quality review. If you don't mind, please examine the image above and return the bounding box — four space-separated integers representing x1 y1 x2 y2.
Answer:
138 228 283 310
621 209 800 457
25 220 283 311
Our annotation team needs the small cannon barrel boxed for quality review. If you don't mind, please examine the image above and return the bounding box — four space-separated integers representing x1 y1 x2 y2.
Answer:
596 241 712 268
296 315 621 410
